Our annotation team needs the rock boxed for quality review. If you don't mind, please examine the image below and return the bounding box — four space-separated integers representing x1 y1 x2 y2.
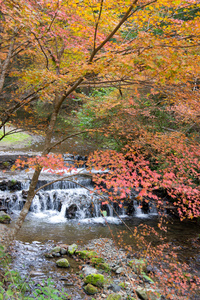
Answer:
0 211 11 224
0 181 7 191
65 204 78 219
56 258 70 268
7 180 21 191
106 294 122 300
51 246 61 253
84 274 105 287
53 252 61 257
136 287 161 300
68 243 78 255
97 262 111 272
115 267 124 274
83 283 98 295
109 283 121 292
82 265 98 276
0 206 8 212
60 248 67 255
22 190 28 199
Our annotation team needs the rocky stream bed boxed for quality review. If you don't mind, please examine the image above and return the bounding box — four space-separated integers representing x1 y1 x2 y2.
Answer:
4 235 198 300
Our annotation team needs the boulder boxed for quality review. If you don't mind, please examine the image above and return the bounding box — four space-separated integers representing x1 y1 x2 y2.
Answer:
82 266 98 276
65 204 78 219
7 180 21 191
56 258 70 268
0 211 11 224
84 283 98 295
84 274 105 287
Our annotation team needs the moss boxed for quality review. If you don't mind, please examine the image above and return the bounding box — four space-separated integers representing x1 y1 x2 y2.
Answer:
91 257 104 265
84 274 105 287
97 262 111 273
84 283 98 295
0 212 11 224
106 294 122 300
136 287 161 300
51 246 61 253
76 250 98 260
56 258 70 268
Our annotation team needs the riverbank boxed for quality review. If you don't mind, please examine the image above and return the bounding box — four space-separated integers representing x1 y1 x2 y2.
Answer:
0 236 197 300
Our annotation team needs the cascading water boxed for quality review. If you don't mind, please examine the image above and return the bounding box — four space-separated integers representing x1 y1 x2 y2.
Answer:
0 164 157 224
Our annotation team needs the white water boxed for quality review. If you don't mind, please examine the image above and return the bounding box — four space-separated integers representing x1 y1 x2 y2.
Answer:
0 170 157 224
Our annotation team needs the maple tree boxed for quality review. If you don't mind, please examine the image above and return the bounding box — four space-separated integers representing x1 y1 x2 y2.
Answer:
0 0 199 247
0 2 199 298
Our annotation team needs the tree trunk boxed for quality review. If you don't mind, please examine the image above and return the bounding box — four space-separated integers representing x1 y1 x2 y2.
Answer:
5 94 64 245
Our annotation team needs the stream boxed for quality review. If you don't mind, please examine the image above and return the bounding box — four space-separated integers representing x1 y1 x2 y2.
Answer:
0 149 200 299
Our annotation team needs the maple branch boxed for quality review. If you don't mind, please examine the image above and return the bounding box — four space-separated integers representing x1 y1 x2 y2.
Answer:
0 127 26 141
93 0 104 51
47 1 59 33
127 0 157 19
32 32 49 70
46 130 94 152
89 0 139 62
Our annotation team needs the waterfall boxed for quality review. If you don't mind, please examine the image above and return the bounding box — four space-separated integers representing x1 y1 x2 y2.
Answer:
0 168 157 223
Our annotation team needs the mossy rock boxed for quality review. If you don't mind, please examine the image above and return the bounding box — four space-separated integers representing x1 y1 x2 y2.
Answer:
0 212 11 224
97 262 111 272
68 243 78 255
84 283 98 295
91 257 104 265
106 294 122 300
51 246 61 253
136 287 161 300
76 250 98 260
56 258 70 268
84 274 105 287
129 259 147 273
